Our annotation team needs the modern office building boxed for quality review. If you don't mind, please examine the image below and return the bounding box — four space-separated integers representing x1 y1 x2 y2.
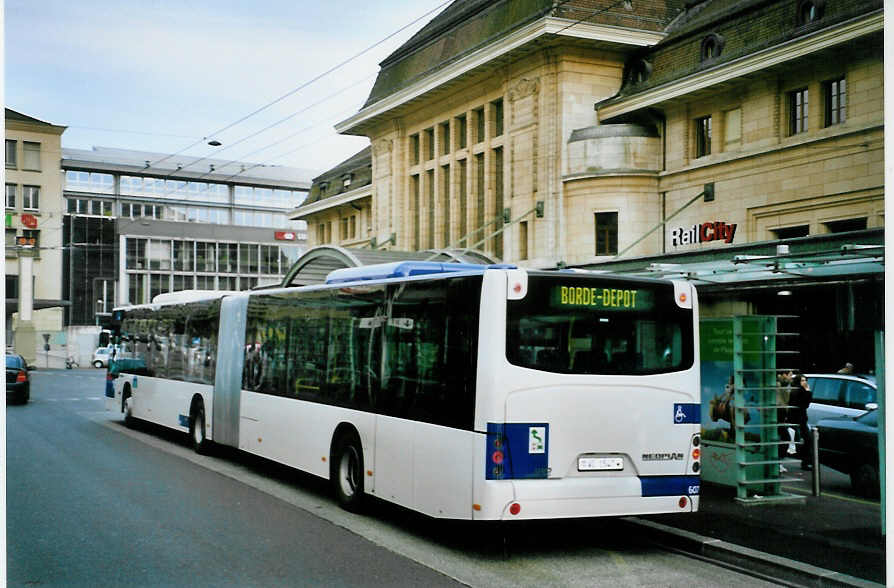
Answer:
62 146 313 330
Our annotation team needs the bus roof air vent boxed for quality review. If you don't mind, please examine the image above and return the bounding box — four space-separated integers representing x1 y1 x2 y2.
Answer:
325 261 516 284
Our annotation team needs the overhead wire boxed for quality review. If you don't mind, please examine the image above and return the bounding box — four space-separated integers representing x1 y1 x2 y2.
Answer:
148 0 453 171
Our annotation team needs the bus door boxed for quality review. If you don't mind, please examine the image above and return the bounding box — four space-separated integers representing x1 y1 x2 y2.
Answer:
213 294 248 447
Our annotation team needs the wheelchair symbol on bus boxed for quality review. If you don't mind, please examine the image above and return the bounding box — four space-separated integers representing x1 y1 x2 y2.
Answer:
674 405 686 423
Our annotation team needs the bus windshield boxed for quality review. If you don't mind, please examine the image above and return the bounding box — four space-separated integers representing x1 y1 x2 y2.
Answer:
506 275 694 375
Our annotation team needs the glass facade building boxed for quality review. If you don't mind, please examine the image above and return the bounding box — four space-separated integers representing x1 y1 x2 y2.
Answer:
62 147 311 326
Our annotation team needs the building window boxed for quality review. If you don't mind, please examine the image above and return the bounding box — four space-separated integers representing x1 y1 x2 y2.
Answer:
425 127 435 161
771 225 809 239
349 215 356 239
440 121 450 155
342 174 352 190
491 99 504 137
6 229 17 250
789 88 809 135
219 243 239 273
411 174 420 250
5 140 16 168
6 184 16 208
126 238 147 270
700 34 724 61
148 239 172 270
595 212 618 255
519 221 528 260
824 218 867 233
695 116 712 157
456 114 467 149
318 223 326 243
240 243 259 274
173 240 194 272
474 107 485 143
410 134 420 165
128 274 146 305
196 242 217 272
797 0 823 25
340 217 348 241
22 142 40 170
427 169 435 249
824 77 846 127
629 59 652 84
22 185 39 210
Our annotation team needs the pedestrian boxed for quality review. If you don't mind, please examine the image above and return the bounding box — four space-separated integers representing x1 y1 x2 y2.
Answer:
789 372 814 470
776 370 795 469
837 362 854 374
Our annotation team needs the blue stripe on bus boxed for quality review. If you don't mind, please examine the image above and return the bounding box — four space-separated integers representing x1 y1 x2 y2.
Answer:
673 403 700 424
640 475 700 497
486 423 549 480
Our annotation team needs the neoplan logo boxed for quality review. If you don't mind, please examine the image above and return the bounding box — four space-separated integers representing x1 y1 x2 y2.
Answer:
671 221 737 247
642 452 684 461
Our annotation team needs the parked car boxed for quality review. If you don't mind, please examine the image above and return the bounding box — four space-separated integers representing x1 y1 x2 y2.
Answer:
816 409 879 498
92 346 116 368
6 352 31 404
805 373 877 427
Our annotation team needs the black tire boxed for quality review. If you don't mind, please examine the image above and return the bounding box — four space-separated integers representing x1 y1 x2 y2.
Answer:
122 386 134 428
93 360 103 369
190 400 212 455
850 463 880 498
332 433 365 512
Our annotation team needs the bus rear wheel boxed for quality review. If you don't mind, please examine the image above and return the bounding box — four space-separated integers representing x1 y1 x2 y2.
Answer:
190 400 211 455
332 434 365 512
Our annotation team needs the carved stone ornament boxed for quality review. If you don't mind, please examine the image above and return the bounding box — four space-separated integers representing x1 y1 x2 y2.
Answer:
509 77 540 102
372 139 393 156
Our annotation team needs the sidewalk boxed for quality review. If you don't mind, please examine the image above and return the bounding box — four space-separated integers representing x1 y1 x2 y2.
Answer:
630 465 884 586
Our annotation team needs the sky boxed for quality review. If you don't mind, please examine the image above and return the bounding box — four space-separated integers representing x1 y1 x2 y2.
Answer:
5 0 451 180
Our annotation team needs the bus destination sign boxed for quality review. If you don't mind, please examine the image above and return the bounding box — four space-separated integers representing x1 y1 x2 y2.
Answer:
556 286 650 310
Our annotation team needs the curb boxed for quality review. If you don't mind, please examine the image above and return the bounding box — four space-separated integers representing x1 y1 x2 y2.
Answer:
619 517 883 588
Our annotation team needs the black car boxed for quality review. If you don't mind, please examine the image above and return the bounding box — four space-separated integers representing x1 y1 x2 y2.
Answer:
6 352 31 404
817 409 879 498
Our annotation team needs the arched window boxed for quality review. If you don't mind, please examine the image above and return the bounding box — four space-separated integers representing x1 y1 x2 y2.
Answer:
700 34 724 62
797 0 825 25
629 59 653 84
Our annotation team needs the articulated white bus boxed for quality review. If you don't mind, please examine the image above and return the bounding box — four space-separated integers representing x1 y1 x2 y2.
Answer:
106 261 700 520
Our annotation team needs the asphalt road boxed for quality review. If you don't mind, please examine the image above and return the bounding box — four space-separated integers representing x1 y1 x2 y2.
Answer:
7 369 780 587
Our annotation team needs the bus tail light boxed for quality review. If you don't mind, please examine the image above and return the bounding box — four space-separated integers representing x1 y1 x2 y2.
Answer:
691 434 701 473
509 503 521 516
679 496 688 509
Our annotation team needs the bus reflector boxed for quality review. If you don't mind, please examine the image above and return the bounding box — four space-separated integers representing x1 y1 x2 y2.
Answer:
492 450 504 464
679 497 688 508
473 504 481 511
679 292 687 303
692 448 700 460
509 503 521 515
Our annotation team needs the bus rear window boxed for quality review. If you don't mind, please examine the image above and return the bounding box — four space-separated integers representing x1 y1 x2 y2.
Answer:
506 276 694 375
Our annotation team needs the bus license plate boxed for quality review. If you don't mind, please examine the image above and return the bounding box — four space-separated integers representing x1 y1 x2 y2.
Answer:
578 457 623 471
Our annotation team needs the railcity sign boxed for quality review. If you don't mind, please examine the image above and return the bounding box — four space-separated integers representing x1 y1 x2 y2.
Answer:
671 221 737 247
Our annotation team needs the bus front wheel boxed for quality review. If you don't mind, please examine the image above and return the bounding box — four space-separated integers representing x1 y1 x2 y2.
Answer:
332 434 365 512
190 400 211 455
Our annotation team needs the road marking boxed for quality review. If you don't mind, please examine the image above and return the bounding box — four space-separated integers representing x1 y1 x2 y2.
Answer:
781 485 880 506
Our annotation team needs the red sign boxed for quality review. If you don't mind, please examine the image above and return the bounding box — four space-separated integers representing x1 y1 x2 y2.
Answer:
275 231 296 241
21 214 38 228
